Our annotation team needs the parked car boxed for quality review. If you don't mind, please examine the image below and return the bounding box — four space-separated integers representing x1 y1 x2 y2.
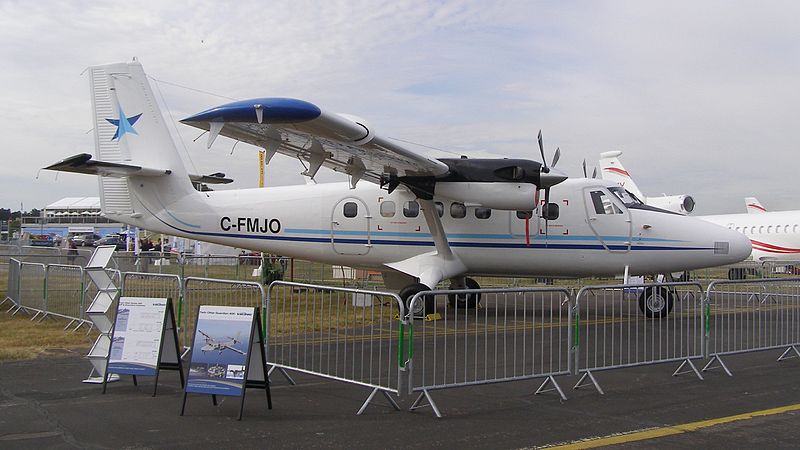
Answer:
72 233 101 247
93 234 127 250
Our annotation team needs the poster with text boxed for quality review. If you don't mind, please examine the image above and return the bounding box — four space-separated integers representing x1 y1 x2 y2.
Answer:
107 297 168 376
185 306 254 397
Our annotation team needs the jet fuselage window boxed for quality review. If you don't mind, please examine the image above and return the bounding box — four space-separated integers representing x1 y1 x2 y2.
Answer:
380 201 395 218
516 210 532 220
343 202 358 218
435 202 444 218
475 208 492 219
450 202 466 219
403 201 419 218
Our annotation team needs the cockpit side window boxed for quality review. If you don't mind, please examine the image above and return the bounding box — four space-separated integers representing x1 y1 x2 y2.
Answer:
590 190 621 215
608 186 642 207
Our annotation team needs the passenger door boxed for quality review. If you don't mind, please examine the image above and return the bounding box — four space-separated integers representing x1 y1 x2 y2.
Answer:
331 197 371 255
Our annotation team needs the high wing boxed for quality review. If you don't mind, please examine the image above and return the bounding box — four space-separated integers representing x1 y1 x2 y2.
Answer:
181 98 450 188
198 330 212 339
223 344 246 355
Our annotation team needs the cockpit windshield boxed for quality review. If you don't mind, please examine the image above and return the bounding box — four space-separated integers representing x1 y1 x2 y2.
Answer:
608 186 644 207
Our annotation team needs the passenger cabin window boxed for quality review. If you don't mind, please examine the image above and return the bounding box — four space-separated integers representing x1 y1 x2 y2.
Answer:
343 202 358 218
450 202 466 219
750 226 756 235
767 225 773 234
475 208 492 219
380 201 395 218
435 202 444 218
516 211 532 220
590 190 621 215
403 201 419 218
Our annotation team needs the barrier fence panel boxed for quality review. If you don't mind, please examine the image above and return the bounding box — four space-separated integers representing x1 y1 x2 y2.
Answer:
704 277 800 375
3 258 21 310
574 282 705 394
121 271 183 335
181 277 266 350
406 288 572 418
44 264 85 324
16 262 47 318
266 281 405 415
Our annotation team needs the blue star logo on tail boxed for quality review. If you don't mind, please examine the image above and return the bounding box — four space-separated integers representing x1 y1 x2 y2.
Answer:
106 106 142 140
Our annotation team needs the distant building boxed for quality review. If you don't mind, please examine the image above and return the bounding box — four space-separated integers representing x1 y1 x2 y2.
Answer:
21 197 125 239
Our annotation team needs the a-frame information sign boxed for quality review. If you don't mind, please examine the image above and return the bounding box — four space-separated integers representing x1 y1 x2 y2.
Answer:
181 305 271 420
104 297 184 396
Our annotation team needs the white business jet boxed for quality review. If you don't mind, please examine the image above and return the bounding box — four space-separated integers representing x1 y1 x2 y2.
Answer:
599 151 695 215
44 61 750 317
596 152 800 272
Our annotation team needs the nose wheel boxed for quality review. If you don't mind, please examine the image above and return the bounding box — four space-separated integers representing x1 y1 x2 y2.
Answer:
638 286 674 318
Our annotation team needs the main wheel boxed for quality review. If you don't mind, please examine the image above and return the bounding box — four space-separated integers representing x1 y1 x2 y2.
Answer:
727 268 746 280
447 277 481 309
638 286 674 318
399 283 435 318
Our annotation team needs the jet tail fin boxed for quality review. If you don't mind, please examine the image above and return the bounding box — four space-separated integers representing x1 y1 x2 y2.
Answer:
745 197 767 214
598 150 645 200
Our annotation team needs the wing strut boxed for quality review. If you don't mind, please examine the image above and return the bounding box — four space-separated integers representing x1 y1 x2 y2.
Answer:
385 199 467 289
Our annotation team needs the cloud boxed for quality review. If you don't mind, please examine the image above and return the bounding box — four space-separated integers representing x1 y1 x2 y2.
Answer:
1 1 799 215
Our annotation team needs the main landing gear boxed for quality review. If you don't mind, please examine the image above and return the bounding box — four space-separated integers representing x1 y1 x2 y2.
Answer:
399 277 482 318
638 286 674 318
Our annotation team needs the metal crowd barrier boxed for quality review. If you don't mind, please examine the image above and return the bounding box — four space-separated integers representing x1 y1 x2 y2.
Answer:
406 287 572 417
181 277 266 351
120 271 183 338
704 277 800 375
16 262 47 317
44 264 86 323
266 281 406 415
2 258 21 311
573 282 705 394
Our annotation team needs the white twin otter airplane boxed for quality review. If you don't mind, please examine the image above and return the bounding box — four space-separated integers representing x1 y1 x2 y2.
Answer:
45 61 750 317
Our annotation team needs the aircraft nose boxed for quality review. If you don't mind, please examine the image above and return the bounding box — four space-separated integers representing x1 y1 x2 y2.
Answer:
722 227 752 263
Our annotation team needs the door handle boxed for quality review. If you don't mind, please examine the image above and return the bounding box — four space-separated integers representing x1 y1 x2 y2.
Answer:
331 221 340 226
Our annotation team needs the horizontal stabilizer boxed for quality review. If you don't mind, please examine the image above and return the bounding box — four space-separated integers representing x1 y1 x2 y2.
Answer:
188 173 234 185
43 153 171 177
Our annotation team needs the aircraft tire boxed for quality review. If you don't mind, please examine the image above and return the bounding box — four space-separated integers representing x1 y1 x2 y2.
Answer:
399 283 435 319
638 286 673 319
447 277 482 309
727 268 746 280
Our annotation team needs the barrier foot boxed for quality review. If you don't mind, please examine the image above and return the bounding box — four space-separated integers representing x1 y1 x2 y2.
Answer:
701 355 732 377
777 345 800 362
0 297 8 307
30 311 41 321
573 371 604 395
673 358 704 380
36 312 50 323
356 388 400 415
71 321 87 333
409 390 442 418
10 305 23 316
64 319 76 331
535 375 567 401
267 366 296 386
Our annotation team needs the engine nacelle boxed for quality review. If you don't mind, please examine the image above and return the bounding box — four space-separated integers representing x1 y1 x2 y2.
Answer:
435 182 539 211
646 195 696 215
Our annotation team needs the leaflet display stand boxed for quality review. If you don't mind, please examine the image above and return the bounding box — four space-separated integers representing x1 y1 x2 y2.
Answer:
181 306 272 420
103 297 184 396
83 246 121 384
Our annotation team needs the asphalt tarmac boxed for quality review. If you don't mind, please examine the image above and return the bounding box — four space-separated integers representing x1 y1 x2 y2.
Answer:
1 347 799 449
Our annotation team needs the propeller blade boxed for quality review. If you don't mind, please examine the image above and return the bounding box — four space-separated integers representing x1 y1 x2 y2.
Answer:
582 159 587 178
592 167 597 179
537 130 547 171
551 147 560 168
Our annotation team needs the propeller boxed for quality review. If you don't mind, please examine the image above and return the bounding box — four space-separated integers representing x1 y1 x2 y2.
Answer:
581 159 598 179
529 131 565 246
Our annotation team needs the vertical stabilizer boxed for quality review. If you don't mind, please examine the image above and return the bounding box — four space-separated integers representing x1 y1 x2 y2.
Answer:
598 150 645 200
745 197 767 214
89 61 196 224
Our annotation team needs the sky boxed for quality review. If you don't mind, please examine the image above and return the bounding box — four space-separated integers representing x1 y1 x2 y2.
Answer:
1 0 798 215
